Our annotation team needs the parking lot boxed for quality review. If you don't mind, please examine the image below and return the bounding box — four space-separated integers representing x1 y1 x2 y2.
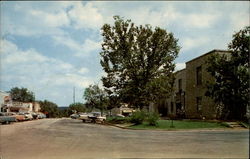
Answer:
0 118 249 159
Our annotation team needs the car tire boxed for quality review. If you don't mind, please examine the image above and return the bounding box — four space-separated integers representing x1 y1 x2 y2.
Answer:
82 119 86 123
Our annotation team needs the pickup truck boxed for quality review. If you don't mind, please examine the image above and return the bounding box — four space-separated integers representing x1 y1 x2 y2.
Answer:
0 112 17 124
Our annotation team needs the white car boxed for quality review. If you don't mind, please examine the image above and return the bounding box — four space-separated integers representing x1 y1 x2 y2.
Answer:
79 113 93 122
70 114 80 119
80 112 106 123
24 112 33 120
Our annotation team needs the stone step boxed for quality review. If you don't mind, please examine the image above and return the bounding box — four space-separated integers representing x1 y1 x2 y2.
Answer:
226 122 245 128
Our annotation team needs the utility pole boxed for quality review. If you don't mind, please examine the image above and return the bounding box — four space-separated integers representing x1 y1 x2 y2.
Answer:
73 87 75 104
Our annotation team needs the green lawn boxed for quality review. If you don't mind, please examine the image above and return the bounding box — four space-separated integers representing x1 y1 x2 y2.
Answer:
129 120 228 130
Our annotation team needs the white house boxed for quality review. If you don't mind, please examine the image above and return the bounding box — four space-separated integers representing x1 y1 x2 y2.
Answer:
0 90 10 112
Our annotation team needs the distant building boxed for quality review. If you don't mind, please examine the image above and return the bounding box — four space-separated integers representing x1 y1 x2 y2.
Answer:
0 90 10 112
7 101 41 113
0 90 41 113
164 49 231 119
111 103 136 116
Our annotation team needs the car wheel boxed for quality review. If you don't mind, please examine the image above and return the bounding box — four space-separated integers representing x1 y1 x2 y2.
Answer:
82 119 86 123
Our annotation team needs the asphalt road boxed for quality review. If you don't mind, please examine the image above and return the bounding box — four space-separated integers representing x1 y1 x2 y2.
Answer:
0 118 249 159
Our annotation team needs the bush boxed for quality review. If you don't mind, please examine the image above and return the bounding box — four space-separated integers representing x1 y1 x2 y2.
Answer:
147 112 160 126
130 111 146 125
107 116 131 124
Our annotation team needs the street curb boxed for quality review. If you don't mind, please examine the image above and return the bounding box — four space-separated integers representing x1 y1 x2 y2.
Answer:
103 122 137 130
103 122 249 132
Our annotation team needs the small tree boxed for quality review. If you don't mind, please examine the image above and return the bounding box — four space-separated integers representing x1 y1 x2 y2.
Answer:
68 102 86 113
106 94 121 115
130 111 146 125
206 26 250 120
9 87 35 102
147 112 160 126
39 100 59 118
84 84 108 116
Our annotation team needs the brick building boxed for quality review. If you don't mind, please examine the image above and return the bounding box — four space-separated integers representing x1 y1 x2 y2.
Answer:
165 49 231 119
165 69 186 117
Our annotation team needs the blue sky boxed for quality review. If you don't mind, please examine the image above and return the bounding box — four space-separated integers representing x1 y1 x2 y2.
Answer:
0 1 249 106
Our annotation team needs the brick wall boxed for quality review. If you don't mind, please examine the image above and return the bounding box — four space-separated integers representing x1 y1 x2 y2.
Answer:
185 50 230 119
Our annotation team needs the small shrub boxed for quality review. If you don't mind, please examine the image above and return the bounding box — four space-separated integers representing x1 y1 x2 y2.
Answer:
107 116 131 124
147 112 160 126
130 111 146 125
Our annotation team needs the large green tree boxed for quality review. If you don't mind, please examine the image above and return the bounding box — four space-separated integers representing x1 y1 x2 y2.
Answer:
9 87 35 102
206 26 250 120
100 16 180 108
83 84 108 115
39 100 59 118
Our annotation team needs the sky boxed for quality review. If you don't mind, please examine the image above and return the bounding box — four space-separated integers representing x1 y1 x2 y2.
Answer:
0 1 249 106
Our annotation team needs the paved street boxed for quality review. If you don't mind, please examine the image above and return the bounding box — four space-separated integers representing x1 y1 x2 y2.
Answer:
0 118 249 159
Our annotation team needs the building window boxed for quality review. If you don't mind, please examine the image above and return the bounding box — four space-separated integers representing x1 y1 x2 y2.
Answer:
196 97 202 112
196 66 202 85
178 79 182 91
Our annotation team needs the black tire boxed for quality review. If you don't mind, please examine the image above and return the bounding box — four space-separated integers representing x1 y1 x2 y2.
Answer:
82 119 86 123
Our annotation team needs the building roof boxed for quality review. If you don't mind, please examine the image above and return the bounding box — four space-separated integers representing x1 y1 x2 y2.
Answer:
186 49 231 64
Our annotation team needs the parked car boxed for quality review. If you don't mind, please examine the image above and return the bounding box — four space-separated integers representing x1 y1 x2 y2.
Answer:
0 112 16 124
70 114 80 119
15 113 26 121
92 112 106 122
31 112 38 119
80 112 106 123
19 112 33 120
37 113 46 119
5 112 25 121
79 113 93 122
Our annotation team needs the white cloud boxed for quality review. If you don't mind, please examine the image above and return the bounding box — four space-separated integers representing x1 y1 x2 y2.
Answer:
0 39 94 105
230 12 249 32
52 35 101 57
95 2 219 30
180 37 210 52
180 13 219 29
2 4 68 37
175 63 186 71
68 2 104 30
78 68 89 74
29 9 70 28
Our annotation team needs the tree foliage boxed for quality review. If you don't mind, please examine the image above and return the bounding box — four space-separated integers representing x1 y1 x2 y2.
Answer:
206 26 250 120
9 87 35 102
39 100 59 118
68 102 86 113
100 16 180 108
83 84 108 115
